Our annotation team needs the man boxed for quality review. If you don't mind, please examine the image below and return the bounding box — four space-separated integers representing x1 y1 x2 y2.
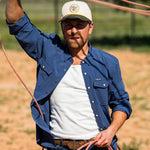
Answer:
6 0 132 150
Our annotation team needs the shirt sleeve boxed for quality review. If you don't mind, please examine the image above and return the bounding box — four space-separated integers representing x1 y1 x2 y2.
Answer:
108 58 132 118
7 13 44 60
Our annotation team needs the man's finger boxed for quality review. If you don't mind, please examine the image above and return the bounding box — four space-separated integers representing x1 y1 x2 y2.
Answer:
94 136 105 147
95 132 102 140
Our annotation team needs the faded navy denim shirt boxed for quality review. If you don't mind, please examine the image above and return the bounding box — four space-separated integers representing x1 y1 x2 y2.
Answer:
8 13 132 150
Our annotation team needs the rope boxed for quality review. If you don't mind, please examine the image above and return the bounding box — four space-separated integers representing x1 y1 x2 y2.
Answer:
0 38 45 149
121 0 150 9
85 0 150 16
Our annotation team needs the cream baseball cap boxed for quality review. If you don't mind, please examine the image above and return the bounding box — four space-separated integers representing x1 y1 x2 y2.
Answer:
60 0 92 22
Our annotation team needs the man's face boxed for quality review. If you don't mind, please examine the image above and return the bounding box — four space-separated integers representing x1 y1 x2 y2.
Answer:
61 19 94 51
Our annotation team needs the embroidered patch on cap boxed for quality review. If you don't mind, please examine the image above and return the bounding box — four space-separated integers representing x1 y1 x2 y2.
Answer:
69 4 80 13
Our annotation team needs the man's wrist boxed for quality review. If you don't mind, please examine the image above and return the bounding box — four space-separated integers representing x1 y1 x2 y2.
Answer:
107 124 118 138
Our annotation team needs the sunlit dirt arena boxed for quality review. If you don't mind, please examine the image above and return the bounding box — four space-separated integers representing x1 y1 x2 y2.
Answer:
0 50 150 150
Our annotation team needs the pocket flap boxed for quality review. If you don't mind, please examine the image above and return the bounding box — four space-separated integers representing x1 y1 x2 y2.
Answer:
39 58 53 75
93 80 108 88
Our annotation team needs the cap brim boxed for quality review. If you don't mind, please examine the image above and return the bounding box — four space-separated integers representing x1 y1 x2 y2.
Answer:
59 14 91 22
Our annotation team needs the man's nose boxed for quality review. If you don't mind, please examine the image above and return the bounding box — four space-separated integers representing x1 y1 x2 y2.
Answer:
71 26 78 34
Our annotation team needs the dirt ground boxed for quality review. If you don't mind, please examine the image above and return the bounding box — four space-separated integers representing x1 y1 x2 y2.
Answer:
0 49 150 150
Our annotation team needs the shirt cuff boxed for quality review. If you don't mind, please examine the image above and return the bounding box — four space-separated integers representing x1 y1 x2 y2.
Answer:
7 13 30 35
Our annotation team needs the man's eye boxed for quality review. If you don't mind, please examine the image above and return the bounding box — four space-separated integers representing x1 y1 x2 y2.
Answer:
66 23 71 26
77 23 87 29
65 24 72 28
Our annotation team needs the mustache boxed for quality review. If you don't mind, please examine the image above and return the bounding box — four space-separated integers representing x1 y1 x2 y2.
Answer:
68 32 88 59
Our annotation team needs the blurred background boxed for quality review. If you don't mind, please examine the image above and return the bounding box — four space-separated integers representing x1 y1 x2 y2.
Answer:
0 0 150 150
0 0 150 52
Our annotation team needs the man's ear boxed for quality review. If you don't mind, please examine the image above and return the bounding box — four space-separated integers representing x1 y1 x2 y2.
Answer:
89 22 94 35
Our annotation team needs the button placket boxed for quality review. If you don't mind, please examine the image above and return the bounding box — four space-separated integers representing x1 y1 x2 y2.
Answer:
82 67 90 91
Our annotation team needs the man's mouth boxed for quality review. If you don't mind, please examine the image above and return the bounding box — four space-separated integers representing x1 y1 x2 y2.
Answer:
70 37 79 40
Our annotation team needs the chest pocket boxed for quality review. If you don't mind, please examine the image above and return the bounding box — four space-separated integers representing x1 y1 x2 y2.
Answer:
39 58 53 75
93 79 109 105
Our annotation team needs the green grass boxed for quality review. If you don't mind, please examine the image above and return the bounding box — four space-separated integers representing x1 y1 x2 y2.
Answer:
121 138 142 150
131 94 145 101
23 129 35 135
0 96 10 104
140 103 150 110
0 1 150 52
0 124 8 132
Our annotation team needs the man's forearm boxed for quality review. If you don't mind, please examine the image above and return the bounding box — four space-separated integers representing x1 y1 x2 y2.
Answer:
107 111 127 136
6 0 24 23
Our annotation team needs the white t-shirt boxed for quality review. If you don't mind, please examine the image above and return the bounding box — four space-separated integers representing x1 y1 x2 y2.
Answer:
50 65 99 140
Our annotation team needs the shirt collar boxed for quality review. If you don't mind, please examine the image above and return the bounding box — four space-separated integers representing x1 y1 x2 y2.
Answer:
85 42 105 66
